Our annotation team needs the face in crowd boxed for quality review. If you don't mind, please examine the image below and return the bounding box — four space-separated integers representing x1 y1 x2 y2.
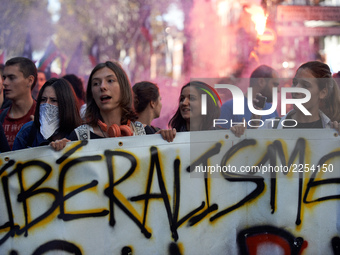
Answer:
179 85 202 125
260 70 280 103
3 64 34 101
292 66 327 115
91 67 121 114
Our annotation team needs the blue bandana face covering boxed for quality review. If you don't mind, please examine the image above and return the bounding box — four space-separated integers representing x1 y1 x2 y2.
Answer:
39 103 59 139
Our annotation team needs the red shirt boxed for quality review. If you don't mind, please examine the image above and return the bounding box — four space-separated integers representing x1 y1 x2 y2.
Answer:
1 101 36 149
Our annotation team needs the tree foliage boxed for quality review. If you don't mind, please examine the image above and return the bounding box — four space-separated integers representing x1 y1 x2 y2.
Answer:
0 0 187 82
56 0 177 79
0 0 54 59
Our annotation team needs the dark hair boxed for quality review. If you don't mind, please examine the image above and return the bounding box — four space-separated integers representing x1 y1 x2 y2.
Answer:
297 61 340 121
38 70 46 75
132 81 160 113
34 78 82 135
63 74 85 103
168 81 220 131
85 61 136 126
0 64 4 75
5 57 37 90
249 65 276 87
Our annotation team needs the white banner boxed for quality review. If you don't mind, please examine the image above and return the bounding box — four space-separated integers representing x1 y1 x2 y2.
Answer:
0 129 339 254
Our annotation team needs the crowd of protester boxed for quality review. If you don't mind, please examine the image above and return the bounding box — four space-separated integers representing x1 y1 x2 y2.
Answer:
1 56 340 153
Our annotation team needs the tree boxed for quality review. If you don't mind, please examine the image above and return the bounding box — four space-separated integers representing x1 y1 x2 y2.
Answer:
0 0 54 60
55 0 176 80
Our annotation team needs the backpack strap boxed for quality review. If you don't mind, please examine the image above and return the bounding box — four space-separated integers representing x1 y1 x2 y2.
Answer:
0 107 10 124
74 124 90 140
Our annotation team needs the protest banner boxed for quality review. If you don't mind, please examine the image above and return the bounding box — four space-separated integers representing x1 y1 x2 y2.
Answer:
0 129 339 254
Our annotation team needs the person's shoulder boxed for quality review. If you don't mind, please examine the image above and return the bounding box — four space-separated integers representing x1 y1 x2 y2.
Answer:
67 130 78 141
318 110 332 128
220 99 234 120
132 121 146 136
21 121 34 129
16 121 34 137
263 102 279 117
263 101 274 109
1 100 12 110
221 98 234 107
12 121 36 150
144 125 160 134
0 106 10 116
73 124 92 140
220 99 234 113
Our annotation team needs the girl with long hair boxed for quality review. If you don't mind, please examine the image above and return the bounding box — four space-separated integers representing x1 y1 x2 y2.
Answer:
13 78 82 150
